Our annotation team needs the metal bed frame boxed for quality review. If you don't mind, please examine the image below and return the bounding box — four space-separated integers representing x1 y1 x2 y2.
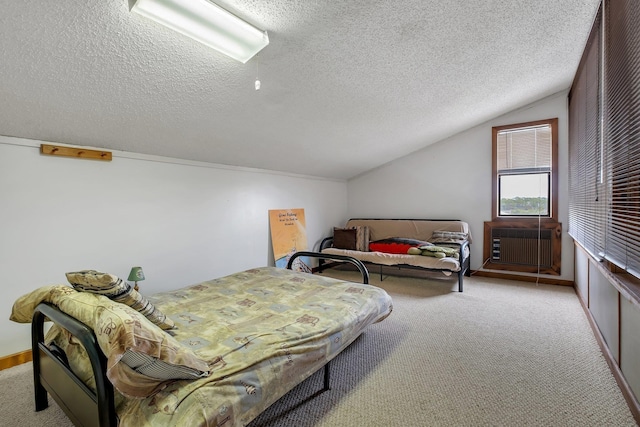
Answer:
317 218 471 292
31 252 370 427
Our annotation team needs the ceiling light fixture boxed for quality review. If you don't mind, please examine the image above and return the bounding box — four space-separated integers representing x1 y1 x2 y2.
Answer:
129 0 269 63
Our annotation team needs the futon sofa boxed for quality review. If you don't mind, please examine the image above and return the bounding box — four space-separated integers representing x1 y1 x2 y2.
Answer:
319 218 471 292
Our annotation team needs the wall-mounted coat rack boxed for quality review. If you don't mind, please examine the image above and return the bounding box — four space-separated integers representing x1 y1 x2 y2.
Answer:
41 144 112 161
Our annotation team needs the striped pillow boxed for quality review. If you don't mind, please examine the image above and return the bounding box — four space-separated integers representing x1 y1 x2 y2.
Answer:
429 230 468 243
120 349 209 380
66 270 175 330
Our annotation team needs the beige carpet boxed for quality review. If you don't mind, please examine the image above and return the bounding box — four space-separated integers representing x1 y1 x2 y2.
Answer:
1 270 636 426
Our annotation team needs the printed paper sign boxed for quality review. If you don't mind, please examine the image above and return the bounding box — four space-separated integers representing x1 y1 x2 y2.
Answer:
269 208 311 272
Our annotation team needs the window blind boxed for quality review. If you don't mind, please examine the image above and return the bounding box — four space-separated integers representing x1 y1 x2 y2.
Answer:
603 0 640 277
569 0 640 279
497 126 551 173
568 5 603 260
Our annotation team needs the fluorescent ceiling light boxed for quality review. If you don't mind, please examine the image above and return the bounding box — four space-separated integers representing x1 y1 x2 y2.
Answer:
129 0 269 63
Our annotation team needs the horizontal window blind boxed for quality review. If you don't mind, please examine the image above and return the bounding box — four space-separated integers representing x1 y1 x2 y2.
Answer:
497 126 551 173
568 4 603 260
604 0 640 276
569 0 640 279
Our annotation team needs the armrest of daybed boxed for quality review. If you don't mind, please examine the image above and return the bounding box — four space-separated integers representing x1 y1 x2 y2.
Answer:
460 240 471 276
287 251 370 284
319 236 334 251
434 240 471 276
317 236 336 273
32 303 116 427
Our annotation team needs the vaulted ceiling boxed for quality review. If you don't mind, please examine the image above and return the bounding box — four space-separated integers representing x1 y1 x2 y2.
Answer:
1 0 599 179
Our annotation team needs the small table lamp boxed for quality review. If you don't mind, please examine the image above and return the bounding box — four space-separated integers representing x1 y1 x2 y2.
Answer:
128 266 145 291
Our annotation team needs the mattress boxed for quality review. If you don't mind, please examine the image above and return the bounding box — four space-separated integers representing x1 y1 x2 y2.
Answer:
322 247 463 272
13 266 392 426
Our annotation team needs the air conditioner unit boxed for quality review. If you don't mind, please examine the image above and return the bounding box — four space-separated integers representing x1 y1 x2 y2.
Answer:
484 221 561 275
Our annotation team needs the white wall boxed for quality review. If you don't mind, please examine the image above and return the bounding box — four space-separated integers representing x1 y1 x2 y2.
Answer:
0 136 347 357
347 92 573 281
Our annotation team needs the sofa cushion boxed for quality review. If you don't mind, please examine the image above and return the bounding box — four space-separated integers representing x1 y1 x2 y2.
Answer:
370 238 431 254
345 219 472 244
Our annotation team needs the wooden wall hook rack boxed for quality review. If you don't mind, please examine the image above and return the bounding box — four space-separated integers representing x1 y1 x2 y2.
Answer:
41 144 112 161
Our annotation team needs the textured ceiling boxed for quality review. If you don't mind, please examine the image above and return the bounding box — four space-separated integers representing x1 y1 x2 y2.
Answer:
0 0 599 179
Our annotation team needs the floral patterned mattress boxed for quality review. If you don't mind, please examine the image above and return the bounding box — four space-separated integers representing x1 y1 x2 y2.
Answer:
13 266 392 426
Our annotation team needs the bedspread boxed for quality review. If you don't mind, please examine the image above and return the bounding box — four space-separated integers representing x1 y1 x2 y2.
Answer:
15 266 392 427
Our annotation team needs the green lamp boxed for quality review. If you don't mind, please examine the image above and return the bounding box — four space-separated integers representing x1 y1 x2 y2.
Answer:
128 266 145 291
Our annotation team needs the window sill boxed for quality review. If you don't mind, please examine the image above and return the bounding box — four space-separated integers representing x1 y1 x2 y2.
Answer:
586 249 640 309
491 217 558 223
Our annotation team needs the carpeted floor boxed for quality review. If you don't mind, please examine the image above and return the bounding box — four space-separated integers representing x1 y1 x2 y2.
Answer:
1 269 637 426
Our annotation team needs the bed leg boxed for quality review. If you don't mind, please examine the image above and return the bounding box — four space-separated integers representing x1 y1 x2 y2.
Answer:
458 271 464 292
323 361 331 391
33 354 48 411
31 311 49 411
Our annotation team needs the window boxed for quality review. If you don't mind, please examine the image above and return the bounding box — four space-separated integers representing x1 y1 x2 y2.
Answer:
492 118 558 221
484 118 561 276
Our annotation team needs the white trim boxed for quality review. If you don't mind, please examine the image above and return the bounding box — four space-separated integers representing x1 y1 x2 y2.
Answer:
0 134 345 183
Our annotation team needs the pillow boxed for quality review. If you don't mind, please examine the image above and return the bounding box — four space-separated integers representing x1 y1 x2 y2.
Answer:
75 298 209 397
11 285 210 398
420 245 460 259
333 226 370 251
407 247 423 255
333 228 357 250
120 349 208 380
66 270 175 330
429 230 468 243
370 238 432 254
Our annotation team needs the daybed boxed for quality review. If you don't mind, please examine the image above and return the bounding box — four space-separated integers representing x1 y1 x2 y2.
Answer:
320 218 471 292
10 252 391 427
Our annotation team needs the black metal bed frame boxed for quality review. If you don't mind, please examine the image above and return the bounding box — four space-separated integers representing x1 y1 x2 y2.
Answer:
317 218 471 292
31 252 370 427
